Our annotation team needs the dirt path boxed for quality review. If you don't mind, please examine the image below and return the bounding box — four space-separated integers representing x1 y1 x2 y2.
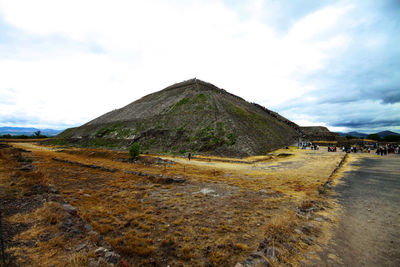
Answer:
313 155 400 266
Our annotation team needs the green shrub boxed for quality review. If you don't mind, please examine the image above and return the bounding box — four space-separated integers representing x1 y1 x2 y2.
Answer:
129 142 141 159
227 132 237 145
367 134 381 141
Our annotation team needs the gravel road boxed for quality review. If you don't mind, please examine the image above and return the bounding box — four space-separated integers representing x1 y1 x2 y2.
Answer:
313 155 400 266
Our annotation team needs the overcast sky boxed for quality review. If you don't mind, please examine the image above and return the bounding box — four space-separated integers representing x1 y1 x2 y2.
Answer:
0 0 399 133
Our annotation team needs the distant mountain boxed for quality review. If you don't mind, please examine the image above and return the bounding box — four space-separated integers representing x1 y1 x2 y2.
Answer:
376 130 400 138
337 130 400 139
337 131 368 138
0 127 63 136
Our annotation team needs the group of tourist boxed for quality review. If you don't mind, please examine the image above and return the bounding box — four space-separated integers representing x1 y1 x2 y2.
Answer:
375 144 399 155
298 142 399 155
298 142 319 150
341 146 371 153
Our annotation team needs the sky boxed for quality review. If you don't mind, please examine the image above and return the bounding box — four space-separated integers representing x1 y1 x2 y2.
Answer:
0 0 399 134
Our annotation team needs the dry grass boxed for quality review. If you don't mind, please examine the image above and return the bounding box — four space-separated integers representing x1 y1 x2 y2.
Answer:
7 202 71 266
69 252 89 267
1 142 357 266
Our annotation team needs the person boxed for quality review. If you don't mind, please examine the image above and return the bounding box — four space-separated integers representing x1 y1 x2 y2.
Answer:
368 147 370 153
188 152 191 161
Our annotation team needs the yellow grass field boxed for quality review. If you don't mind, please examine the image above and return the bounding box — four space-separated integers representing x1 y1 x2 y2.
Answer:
0 142 369 266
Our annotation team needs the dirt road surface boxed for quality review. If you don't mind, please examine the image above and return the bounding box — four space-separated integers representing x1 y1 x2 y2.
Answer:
313 155 400 266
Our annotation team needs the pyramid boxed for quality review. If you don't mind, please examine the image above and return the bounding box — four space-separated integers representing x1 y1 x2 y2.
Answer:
58 79 302 157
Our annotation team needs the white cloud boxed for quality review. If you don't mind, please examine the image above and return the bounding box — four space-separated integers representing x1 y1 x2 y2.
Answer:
0 0 373 130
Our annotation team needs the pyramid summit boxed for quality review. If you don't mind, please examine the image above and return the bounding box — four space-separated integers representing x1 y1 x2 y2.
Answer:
57 79 303 156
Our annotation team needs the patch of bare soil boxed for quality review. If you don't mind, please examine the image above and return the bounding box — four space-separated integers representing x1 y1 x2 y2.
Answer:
308 155 400 266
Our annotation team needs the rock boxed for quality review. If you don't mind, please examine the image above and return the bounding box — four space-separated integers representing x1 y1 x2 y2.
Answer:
84 223 93 231
294 229 303 235
301 237 313 245
75 242 87 252
89 230 100 240
71 226 83 235
34 195 44 202
243 252 270 267
88 259 100 267
319 215 330 221
264 247 279 259
20 164 34 171
62 204 77 215
39 233 51 242
302 223 318 234
95 247 108 257
314 217 324 222
48 193 63 202
105 251 121 264
48 184 59 194
31 184 46 194
235 263 244 267
60 218 74 230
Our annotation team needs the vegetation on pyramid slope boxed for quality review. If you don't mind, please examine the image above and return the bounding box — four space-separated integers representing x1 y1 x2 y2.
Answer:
300 126 339 141
56 79 302 157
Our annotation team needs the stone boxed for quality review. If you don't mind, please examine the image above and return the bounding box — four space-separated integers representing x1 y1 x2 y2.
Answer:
84 223 93 231
48 184 59 194
88 259 100 267
243 252 271 267
235 263 244 267
75 242 87 252
31 184 45 194
60 218 74 230
20 164 34 171
71 226 83 235
62 204 77 215
294 229 303 235
88 231 101 241
105 251 120 264
314 217 324 222
319 215 330 221
302 223 318 234
264 247 279 259
34 195 44 202
301 237 313 245
95 247 108 257
48 193 63 202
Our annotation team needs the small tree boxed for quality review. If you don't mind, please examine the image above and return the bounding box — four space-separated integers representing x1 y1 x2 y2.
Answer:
367 134 381 141
384 135 400 142
129 142 141 160
34 130 41 137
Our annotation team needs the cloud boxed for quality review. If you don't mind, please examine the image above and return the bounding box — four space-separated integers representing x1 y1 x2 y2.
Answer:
331 119 400 129
0 0 398 133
